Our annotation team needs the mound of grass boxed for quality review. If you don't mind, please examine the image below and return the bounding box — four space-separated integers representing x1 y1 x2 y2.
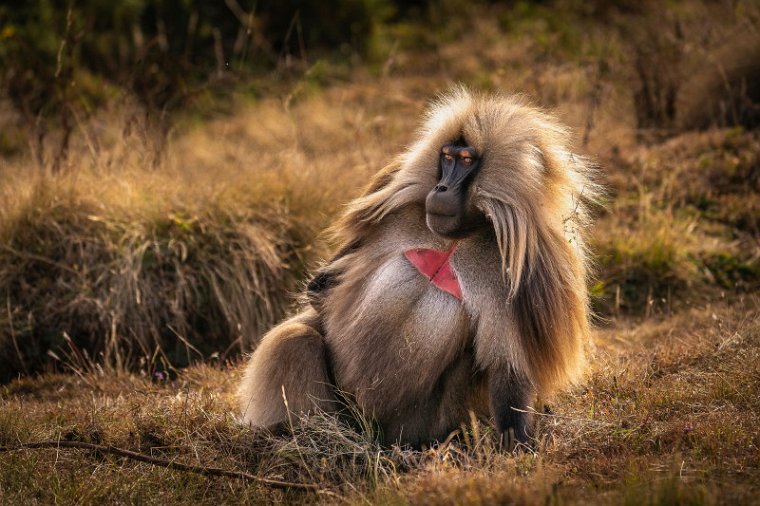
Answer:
0 174 321 382
590 128 760 317
590 213 699 316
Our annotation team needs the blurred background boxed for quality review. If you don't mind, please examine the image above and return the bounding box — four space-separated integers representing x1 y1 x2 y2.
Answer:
0 0 758 379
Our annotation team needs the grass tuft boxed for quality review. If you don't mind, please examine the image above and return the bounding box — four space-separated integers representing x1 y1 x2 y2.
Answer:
0 171 321 381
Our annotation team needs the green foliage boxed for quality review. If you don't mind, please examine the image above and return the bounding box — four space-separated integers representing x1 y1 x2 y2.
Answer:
703 253 760 291
0 0 395 121
591 226 695 316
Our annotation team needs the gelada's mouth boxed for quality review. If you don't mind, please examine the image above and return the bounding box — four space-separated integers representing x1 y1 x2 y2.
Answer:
426 212 462 238
426 212 457 218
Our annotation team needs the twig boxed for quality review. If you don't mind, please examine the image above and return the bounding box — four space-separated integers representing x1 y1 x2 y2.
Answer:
0 440 319 491
6 296 28 375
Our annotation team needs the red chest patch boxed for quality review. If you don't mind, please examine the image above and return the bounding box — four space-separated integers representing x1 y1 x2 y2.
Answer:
403 241 463 300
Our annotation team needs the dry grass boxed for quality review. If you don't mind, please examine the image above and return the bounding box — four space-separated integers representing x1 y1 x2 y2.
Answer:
1 300 758 504
591 128 760 317
1 0 759 503
0 89 423 379
0 167 320 380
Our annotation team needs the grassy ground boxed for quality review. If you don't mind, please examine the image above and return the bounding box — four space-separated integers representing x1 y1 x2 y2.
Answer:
1 1 759 504
1 300 758 504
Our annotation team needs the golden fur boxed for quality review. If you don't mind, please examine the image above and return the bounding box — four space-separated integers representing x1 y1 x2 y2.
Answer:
238 88 596 446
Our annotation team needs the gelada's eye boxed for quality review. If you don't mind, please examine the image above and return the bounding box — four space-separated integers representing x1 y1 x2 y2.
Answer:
462 157 472 165
443 153 454 161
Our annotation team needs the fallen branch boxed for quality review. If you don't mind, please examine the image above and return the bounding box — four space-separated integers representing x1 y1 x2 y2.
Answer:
0 440 318 491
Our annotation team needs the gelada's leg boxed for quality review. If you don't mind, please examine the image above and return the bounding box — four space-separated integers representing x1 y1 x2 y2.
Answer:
238 315 337 428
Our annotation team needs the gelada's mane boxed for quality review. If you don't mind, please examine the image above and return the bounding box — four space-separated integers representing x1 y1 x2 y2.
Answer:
331 87 598 394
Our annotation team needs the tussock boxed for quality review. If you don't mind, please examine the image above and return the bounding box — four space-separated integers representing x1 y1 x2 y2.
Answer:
0 172 318 381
